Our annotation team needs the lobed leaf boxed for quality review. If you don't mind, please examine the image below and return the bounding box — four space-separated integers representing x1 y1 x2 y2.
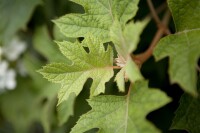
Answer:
39 37 114 105
71 81 171 133
54 0 139 42
154 0 200 96
110 19 149 59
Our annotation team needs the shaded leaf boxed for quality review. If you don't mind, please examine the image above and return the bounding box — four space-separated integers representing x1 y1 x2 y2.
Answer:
154 0 200 96
0 0 41 43
33 26 67 63
57 93 76 126
168 0 200 32
171 76 200 133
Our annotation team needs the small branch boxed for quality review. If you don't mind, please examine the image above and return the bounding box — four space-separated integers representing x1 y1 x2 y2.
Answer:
147 0 171 35
197 65 200 72
146 2 167 18
147 0 162 25
133 9 171 65
112 66 122 69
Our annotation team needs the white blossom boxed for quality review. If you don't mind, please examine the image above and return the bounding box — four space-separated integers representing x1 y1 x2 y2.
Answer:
0 61 16 91
2 36 26 61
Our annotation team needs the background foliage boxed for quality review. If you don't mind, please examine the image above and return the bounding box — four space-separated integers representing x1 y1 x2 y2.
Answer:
0 0 199 133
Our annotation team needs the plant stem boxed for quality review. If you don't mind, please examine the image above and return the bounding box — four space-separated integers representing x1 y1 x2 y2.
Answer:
133 8 171 65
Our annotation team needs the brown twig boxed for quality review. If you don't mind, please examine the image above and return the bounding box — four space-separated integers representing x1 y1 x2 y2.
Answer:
133 8 171 65
146 2 167 19
197 65 200 72
112 66 122 69
147 0 171 35
147 0 162 25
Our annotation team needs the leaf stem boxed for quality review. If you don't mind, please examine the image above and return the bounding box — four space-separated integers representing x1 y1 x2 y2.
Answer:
112 66 122 69
133 8 171 65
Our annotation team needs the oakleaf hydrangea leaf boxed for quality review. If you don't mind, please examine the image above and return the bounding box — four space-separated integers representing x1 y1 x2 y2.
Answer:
54 0 139 42
115 67 126 92
153 0 200 96
125 57 143 82
71 81 171 133
111 19 147 91
168 0 200 32
171 76 200 133
39 37 113 105
0 0 41 43
110 19 149 59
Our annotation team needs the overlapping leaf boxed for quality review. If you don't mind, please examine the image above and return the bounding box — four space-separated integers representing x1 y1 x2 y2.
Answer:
171 76 200 133
110 19 149 59
154 0 200 96
54 0 139 42
33 26 67 63
111 19 148 91
71 81 171 133
39 37 113 105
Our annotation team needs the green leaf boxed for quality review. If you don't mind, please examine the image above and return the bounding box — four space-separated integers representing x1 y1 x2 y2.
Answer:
33 26 67 63
0 0 41 43
111 19 147 91
115 67 126 92
24 53 76 129
125 57 143 83
39 36 114 105
71 81 171 133
57 93 76 126
168 0 200 32
110 19 149 59
0 79 58 133
171 76 200 133
54 0 139 42
53 25 76 42
153 0 200 96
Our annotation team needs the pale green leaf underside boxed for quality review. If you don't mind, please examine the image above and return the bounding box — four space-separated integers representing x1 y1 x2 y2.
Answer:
39 37 113 105
171 76 200 133
71 81 171 133
110 19 149 59
54 0 139 42
154 30 200 96
125 57 143 83
115 67 126 92
0 0 41 43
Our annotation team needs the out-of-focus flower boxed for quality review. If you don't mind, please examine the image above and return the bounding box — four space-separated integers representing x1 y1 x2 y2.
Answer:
2 36 26 61
0 61 16 91
0 36 27 92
